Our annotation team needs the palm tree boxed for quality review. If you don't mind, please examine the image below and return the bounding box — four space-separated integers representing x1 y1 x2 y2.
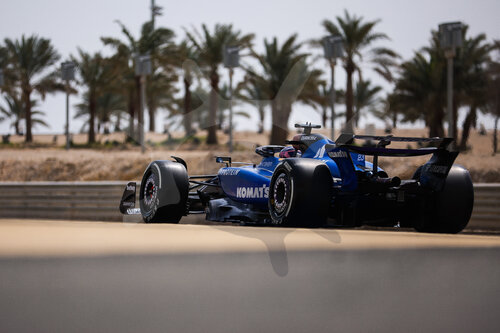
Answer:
100 39 136 139
72 49 115 143
0 93 49 134
454 31 494 150
4 35 60 142
322 10 398 133
140 21 176 132
488 69 500 154
421 26 493 147
0 44 7 68
0 45 11 95
216 83 230 130
316 82 330 128
188 86 210 130
310 83 346 129
370 94 400 130
251 34 323 144
101 20 175 134
97 93 126 133
490 74 500 154
353 79 382 127
74 92 126 134
486 41 500 154
146 70 178 132
0 93 24 134
393 27 494 141
238 73 268 133
185 23 254 144
213 83 250 132
392 51 446 137
164 40 197 136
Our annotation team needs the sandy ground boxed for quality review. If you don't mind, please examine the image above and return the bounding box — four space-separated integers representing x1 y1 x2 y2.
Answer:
0 128 499 182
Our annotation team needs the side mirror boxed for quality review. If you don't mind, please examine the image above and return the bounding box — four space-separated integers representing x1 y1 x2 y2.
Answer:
215 156 232 167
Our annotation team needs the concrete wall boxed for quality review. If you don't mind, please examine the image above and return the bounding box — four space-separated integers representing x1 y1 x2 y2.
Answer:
0 182 498 231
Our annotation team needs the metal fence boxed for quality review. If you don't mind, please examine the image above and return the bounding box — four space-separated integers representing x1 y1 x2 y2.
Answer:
0 182 499 230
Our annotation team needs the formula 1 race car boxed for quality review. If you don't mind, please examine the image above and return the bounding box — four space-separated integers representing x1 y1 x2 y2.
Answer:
119 123 474 233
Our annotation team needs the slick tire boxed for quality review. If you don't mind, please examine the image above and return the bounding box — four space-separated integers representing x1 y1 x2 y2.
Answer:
414 165 474 234
268 159 332 227
140 160 189 223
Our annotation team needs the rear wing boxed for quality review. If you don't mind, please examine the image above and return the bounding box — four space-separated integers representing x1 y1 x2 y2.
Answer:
326 134 458 191
335 134 454 156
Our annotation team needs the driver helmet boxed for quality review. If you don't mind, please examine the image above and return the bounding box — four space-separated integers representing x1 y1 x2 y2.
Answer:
279 146 298 158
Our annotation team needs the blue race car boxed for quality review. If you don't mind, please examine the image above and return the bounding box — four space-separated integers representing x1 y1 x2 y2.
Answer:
119 123 474 233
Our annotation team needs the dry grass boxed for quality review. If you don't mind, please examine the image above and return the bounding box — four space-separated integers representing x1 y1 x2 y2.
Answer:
0 128 498 182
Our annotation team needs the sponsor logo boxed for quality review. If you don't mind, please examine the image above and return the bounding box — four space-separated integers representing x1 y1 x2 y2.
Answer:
126 184 135 191
219 168 240 176
126 208 141 215
283 161 292 171
329 150 348 158
260 161 274 168
301 135 318 141
313 145 326 158
236 184 269 199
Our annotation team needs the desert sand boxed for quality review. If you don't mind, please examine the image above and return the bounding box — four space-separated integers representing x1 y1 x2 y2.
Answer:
0 128 498 182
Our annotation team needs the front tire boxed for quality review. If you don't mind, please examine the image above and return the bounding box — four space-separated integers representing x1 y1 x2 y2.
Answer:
140 161 189 223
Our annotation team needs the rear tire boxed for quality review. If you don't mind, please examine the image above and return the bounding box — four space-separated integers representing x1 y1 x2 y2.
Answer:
415 165 474 233
268 159 332 227
140 161 188 223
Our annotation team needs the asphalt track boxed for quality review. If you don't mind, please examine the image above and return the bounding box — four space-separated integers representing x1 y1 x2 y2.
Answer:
1 219 500 332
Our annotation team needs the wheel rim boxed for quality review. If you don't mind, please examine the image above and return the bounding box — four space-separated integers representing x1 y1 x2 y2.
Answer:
142 172 158 211
273 173 289 216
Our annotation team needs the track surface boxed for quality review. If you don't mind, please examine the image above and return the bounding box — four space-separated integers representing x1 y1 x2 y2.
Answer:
1 219 499 332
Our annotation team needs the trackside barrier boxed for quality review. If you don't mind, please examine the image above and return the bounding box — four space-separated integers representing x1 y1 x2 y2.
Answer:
0 182 499 230
468 184 500 231
0 182 126 221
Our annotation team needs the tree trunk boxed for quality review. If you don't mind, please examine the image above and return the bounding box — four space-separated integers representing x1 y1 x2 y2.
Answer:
392 110 397 129
494 115 499 155
148 101 156 132
354 106 360 128
452 100 458 141
88 91 96 144
428 103 445 138
322 106 327 128
23 87 32 142
14 120 20 136
217 107 224 130
183 78 192 136
206 72 219 145
429 124 444 138
459 105 476 151
114 112 121 132
135 76 142 140
127 88 135 140
344 63 354 134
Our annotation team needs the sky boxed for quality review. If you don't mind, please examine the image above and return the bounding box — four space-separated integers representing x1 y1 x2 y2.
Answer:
1 0 499 135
